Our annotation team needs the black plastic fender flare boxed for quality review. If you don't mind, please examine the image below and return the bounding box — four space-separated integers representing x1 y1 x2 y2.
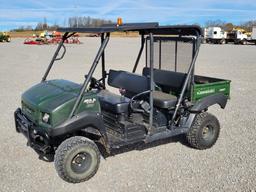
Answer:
190 93 228 113
48 111 108 143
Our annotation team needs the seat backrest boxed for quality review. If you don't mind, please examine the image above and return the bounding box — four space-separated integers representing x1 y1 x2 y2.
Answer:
142 67 187 94
108 70 149 97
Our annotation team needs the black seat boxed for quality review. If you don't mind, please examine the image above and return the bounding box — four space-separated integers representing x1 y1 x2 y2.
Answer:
98 69 177 113
142 67 187 94
108 69 149 98
97 70 149 114
98 90 177 112
97 90 130 114
97 69 147 114
153 91 177 109
142 68 180 109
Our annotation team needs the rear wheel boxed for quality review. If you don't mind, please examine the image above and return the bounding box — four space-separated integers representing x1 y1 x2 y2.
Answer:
186 112 220 150
54 136 100 183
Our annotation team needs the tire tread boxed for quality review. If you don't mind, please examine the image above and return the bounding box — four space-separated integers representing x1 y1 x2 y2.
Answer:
186 112 220 150
54 136 100 183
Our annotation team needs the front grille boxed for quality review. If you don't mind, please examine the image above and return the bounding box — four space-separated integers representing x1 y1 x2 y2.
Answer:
21 101 37 122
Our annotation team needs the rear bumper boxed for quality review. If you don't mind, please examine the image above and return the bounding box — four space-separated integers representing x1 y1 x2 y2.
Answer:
14 108 52 154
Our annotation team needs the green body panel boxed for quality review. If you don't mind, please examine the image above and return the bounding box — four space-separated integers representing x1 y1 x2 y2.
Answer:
191 77 231 102
21 79 100 130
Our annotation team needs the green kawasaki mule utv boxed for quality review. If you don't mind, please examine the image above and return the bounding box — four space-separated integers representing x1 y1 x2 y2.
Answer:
14 22 231 183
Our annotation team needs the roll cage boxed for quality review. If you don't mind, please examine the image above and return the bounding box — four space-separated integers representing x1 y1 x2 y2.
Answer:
41 22 203 130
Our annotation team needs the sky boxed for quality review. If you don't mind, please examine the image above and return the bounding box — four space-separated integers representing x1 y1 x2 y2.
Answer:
0 0 256 31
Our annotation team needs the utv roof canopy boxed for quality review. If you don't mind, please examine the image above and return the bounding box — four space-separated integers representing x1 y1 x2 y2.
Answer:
58 23 202 37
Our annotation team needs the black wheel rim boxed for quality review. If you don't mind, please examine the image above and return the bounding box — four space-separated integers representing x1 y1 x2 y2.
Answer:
201 125 215 141
71 152 92 174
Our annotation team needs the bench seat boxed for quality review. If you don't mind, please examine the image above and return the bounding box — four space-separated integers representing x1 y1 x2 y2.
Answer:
153 91 177 109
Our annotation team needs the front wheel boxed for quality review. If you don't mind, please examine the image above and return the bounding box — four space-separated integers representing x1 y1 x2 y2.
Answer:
54 136 100 183
241 39 247 45
186 112 220 150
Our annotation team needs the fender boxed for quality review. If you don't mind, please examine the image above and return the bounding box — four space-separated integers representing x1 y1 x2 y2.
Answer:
47 111 107 142
181 113 197 129
190 93 228 113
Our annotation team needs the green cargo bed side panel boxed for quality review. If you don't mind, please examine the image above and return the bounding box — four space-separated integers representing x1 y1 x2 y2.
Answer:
192 80 231 102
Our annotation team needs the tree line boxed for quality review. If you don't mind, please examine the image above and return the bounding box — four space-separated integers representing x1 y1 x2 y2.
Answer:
204 20 256 32
11 16 113 32
68 16 112 28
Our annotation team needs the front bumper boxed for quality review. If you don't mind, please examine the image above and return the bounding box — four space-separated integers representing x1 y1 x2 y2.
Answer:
14 108 52 154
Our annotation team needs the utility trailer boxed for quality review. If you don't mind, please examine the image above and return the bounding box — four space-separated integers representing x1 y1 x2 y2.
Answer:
14 21 231 183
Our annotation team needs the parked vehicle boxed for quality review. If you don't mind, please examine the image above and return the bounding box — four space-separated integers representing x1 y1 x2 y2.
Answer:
201 28 208 43
14 21 231 183
252 26 256 41
247 26 256 44
24 37 45 45
0 32 11 42
24 31 81 45
226 28 248 44
205 27 227 44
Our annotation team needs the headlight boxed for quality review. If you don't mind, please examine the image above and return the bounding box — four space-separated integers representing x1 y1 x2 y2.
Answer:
42 113 50 123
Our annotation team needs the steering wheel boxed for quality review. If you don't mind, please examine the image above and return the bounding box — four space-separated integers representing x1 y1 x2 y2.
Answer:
91 77 105 90
129 90 151 113
86 76 105 90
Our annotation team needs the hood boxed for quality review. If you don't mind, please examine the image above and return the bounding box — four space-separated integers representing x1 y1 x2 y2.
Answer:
22 79 81 112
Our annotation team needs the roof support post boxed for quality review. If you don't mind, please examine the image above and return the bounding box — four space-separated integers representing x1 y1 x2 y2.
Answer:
149 33 155 131
69 33 110 119
132 34 145 73
101 33 106 86
170 35 201 127
174 39 178 72
41 32 69 82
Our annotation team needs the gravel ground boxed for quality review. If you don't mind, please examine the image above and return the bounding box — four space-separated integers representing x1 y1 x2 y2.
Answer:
0 38 256 192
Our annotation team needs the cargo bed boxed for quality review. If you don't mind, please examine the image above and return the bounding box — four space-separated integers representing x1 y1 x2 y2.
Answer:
192 75 231 102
